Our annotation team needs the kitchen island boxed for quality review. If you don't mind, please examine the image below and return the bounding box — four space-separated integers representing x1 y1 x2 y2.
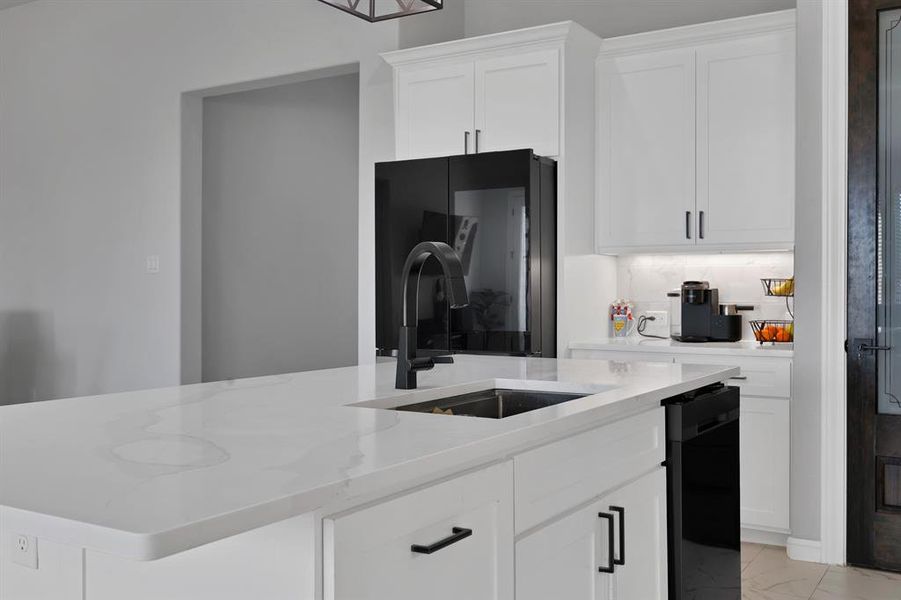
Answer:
0 355 738 599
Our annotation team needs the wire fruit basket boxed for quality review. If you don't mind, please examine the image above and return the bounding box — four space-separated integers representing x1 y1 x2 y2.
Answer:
760 278 794 296
750 320 794 344
761 277 794 319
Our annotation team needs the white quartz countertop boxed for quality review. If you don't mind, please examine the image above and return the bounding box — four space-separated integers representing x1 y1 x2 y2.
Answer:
571 337 794 358
0 356 737 560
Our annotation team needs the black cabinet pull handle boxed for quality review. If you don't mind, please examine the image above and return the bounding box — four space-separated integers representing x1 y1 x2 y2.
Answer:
411 527 472 554
685 211 691 239
729 376 748 380
475 129 482 153
610 506 625 566
598 512 615 573
464 131 470 155
699 210 705 239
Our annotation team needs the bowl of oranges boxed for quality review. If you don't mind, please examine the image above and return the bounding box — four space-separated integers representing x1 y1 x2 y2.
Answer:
750 320 794 344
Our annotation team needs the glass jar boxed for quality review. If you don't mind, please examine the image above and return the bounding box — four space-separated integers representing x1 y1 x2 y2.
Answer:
667 290 681 339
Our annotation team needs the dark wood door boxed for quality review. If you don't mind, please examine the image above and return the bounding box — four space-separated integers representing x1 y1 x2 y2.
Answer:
849 0 901 572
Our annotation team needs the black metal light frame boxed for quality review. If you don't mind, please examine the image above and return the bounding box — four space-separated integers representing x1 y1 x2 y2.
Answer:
318 0 443 23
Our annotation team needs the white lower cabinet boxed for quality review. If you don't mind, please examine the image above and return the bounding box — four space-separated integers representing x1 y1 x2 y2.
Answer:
740 396 791 531
604 469 669 600
324 411 669 600
672 354 792 533
516 496 611 600
516 468 668 600
323 462 514 600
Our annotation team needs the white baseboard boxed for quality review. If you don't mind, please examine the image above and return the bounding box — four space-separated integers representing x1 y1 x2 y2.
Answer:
786 537 823 563
741 527 789 547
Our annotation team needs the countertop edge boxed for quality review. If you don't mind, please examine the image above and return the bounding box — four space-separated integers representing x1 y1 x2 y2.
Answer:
570 339 794 358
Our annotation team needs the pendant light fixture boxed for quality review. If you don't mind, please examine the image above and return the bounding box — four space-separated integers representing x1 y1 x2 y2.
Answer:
318 0 443 22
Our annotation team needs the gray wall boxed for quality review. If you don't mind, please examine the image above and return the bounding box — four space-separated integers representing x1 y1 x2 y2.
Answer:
462 0 796 38
399 0 464 48
0 1 397 402
791 0 823 543
201 74 359 382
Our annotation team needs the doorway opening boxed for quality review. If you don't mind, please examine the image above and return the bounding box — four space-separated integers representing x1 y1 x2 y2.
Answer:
181 66 360 383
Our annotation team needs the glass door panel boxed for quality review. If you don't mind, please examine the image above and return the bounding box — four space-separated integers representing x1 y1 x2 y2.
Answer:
878 9 901 415
449 151 536 354
375 158 450 355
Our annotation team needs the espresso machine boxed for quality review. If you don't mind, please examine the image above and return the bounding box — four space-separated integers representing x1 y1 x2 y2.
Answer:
669 281 743 343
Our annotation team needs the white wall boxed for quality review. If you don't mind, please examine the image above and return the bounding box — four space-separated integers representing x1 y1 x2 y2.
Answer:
200 74 360 382
463 0 796 38
0 0 399 401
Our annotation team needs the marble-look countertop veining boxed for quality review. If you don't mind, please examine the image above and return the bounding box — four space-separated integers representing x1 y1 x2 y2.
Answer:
570 337 794 358
0 355 737 560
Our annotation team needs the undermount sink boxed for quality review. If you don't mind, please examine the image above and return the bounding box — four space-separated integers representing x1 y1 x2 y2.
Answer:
392 388 589 419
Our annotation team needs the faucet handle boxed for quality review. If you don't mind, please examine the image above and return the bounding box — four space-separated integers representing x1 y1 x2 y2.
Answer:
432 355 454 364
408 357 435 371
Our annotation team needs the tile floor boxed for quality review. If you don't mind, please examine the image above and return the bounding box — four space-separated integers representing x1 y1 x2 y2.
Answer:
742 543 901 599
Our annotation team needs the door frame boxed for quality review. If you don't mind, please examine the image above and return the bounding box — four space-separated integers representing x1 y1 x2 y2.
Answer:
820 0 849 567
178 63 361 384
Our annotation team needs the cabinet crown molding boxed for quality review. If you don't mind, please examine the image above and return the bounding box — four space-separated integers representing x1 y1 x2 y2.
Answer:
599 8 796 57
381 21 599 67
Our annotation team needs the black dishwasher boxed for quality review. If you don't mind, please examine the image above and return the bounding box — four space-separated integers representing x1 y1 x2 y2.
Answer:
664 383 741 600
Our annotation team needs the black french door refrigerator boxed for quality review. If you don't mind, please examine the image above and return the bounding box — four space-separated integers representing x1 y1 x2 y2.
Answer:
375 149 556 358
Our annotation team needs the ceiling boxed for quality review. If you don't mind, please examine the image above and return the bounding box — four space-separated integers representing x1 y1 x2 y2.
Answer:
0 0 35 9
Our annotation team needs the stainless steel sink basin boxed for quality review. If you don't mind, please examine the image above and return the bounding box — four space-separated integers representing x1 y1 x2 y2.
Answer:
393 388 588 419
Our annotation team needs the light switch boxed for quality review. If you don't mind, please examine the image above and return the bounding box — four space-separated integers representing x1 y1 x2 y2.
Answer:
146 255 160 274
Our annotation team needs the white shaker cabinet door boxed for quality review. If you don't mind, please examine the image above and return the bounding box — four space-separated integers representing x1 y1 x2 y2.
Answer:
604 468 669 600
396 62 475 159
516 468 667 600
739 395 791 531
324 462 514 600
474 49 560 157
695 31 795 246
516 498 614 600
596 48 696 250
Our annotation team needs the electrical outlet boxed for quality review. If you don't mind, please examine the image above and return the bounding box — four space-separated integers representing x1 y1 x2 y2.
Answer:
10 534 37 569
642 311 670 338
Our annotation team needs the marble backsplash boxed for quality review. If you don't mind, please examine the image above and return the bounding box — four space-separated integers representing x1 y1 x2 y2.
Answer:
615 252 795 341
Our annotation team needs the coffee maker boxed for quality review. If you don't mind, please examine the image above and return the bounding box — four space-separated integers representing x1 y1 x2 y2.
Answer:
670 281 742 343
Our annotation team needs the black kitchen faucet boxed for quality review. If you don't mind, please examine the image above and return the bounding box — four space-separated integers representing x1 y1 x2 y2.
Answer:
395 241 469 389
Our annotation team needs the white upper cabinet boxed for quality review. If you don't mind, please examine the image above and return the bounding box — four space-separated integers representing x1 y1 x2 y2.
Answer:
597 48 696 248
384 23 598 161
474 49 560 156
596 10 796 253
396 63 475 159
696 31 795 245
